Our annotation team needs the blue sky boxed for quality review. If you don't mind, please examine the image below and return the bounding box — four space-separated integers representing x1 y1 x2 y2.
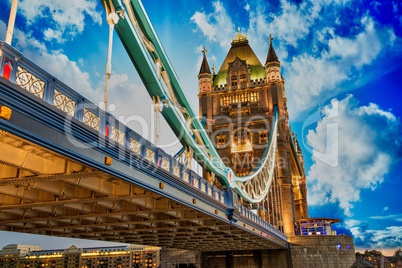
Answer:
0 0 401 255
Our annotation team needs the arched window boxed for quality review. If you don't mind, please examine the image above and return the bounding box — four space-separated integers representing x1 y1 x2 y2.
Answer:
216 134 227 148
239 67 247 85
221 95 230 106
250 92 258 102
259 131 268 143
232 94 239 104
240 73 247 85
230 71 238 86
241 93 248 103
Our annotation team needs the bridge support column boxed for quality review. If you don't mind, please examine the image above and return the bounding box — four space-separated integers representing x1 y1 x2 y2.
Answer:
277 146 296 237
280 182 296 237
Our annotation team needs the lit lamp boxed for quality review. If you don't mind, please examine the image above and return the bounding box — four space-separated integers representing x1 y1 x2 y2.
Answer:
0 105 12 120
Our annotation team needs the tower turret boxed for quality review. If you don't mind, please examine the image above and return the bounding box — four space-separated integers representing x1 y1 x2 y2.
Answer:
198 47 212 94
265 34 281 83
198 47 213 120
265 35 287 117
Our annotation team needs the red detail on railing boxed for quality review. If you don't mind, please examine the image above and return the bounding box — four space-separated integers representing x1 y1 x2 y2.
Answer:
3 58 12 80
105 125 109 137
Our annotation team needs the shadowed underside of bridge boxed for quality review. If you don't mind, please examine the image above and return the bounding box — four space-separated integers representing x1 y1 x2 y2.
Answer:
0 77 287 252
0 131 280 251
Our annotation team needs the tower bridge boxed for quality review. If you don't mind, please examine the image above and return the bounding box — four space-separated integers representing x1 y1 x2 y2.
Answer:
0 39 287 251
0 0 356 267
0 46 286 251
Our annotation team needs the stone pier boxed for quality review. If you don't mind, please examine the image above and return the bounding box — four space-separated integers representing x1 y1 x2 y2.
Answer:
289 235 356 268
161 235 355 268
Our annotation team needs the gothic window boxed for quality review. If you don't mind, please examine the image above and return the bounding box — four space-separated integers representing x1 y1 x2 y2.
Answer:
201 82 206 91
259 131 268 143
233 94 239 104
230 71 238 86
250 92 258 102
240 73 247 85
221 95 230 106
270 70 275 80
216 134 227 148
241 93 248 103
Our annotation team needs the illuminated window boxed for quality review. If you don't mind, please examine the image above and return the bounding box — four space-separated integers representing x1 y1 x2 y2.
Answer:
221 96 230 106
216 134 226 148
250 92 258 102
240 93 248 103
232 94 239 104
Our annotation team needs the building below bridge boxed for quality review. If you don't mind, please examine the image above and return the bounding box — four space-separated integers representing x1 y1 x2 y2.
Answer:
0 244 160 268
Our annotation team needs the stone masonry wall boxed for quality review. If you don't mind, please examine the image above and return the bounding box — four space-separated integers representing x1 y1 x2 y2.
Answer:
160 248 202 268
289 235 356 268
201 249 289 268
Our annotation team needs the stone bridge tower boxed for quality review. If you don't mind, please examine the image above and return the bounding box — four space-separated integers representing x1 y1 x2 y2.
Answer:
198 31 308 237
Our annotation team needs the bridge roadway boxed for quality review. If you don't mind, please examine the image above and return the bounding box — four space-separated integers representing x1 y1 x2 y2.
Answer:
0 42 287 251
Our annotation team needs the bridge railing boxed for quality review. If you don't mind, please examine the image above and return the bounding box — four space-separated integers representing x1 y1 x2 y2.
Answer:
0 41 284 239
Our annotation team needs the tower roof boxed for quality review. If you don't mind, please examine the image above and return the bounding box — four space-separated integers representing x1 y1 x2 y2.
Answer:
265 34 279 64
213 29 265 86
198 46 211 75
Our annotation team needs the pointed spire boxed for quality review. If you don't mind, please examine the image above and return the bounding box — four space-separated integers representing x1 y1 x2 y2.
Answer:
265 34 279 64
199 46 211 75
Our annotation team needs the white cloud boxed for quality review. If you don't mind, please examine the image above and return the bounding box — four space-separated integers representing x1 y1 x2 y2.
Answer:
345 219 365 241
95 73 152 135
43 28 63 42
191 12 217 40
0 19 6 37
190 1 234 49
306 95 402 216
287 54 347 106
267 1 314 47
286 18 395 117
18 0 102 42
240 0 325 60
346 219 402 249
92 73 180 152
370 214 402 222
327 17 388 67
10 27 93 97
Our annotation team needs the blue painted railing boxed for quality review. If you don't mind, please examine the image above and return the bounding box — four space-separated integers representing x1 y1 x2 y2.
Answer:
0 41 286 241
